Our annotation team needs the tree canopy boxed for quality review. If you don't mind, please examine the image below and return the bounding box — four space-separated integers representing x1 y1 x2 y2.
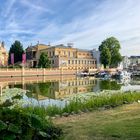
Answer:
99 37 122 68
38 52 51 68
8 40 24 64
100 47 111 68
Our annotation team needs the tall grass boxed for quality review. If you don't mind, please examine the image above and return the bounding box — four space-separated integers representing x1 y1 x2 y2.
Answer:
23 91 140 117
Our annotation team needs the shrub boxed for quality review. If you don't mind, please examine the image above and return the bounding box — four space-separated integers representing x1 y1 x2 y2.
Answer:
0 107 62 140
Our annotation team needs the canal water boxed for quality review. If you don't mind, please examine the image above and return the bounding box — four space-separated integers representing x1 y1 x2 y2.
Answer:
0 76 140 107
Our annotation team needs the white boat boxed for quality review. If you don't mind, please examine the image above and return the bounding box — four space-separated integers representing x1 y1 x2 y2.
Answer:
118 71 131 79
76 72 89 76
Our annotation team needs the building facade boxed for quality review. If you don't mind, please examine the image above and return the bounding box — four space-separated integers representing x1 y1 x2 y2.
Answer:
120 56 131 70
129 56 140 66
0 41 8 66
26 43 96 70
26 44 49 67
92 49 101 69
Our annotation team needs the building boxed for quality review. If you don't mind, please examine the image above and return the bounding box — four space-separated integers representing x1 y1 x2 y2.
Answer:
92 49 101 69
129 56 140 65
26 43 49 67
0 41 8 66
26 43 96 70
120 56 130 70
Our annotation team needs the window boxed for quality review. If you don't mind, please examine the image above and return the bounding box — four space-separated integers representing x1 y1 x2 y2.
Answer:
75 60 77 64
72 60 74 64
68 52 70 57
52 60 54 64
53 51 54 56
68 60 70 64
79 60 80 64
33 52 36 58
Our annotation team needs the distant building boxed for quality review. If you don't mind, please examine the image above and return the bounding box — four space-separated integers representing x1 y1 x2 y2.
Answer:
26 43 96 70
0 41 8 66
121 56 130 70
129 56 140 65
92 49 101 69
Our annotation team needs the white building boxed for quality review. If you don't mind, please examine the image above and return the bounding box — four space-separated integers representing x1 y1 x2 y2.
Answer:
92 49 101 69
129 56 140 65
121 56 130 69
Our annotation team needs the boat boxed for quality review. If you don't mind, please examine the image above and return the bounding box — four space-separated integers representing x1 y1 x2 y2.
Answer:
95 71 111 79
76 72 89 77
117 71 131 80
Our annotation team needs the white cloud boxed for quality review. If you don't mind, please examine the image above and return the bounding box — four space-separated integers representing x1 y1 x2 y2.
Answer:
1 0 140 56
20 0 53 14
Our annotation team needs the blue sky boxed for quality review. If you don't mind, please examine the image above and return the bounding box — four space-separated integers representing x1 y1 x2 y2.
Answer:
0 0 140 56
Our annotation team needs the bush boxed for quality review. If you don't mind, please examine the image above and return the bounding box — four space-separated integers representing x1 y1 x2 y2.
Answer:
0 107 62 140
0 89 62 140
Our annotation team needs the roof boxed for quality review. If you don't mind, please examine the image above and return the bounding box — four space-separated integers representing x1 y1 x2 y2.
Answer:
26 44 49 50
130 56 140 59
77 48 91 52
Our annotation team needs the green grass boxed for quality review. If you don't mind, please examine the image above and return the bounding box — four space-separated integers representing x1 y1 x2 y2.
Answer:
55 103 140 140
23 91 140 117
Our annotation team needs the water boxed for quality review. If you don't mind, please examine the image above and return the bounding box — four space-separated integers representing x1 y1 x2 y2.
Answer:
0 76 140 107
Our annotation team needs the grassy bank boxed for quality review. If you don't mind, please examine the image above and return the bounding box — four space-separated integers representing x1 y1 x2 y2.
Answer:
23 91 140 117
54 103 140 140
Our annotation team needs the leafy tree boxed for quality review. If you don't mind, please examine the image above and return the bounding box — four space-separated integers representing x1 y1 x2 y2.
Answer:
110 47 122 67
38 52 51 68
100 47 111 68
99 37 122 68
8 40 24 64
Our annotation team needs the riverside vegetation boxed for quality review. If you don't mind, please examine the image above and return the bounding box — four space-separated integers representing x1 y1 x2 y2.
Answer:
24 91 140 117
0 88 140 139
0 89 62 140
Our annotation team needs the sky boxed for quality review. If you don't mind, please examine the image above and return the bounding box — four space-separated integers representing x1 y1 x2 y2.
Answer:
0 0 140 56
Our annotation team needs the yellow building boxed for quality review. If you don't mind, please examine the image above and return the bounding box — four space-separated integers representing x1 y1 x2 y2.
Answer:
26 43 49 67
26 43 96 70
0 41 8 66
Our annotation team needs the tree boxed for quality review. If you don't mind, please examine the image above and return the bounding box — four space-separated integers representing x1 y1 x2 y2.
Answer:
99 37 122 68
38 52 51 68
8 40 24 64
100 47 111 68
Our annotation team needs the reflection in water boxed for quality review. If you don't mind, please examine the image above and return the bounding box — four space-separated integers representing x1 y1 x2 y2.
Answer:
12 77 97 100
99 80 121 91
0 76 140 106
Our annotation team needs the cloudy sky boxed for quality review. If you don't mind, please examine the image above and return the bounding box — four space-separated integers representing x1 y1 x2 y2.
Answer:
0 0 140 56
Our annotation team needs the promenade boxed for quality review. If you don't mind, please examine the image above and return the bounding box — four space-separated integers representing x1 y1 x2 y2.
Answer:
0 68 118 77
0 68 76 77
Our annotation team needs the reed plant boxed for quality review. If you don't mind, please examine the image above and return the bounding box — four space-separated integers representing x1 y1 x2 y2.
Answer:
23 91 140 117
